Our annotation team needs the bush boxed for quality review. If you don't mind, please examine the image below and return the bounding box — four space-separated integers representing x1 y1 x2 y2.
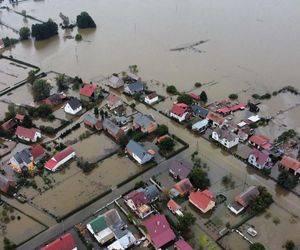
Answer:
229 93 238 100
19 27 30 40
2 37 19 48
75 33 82 41
32 79 51 101
194 82 202 88
156 124 169 136
77 12 96 28
249 186 273 214
177 94 193 105
31 19 58 40
200 91 208 102
284 240 295 250
158 137 175 152
166 85 178 94
189 167 210 190
250 242 265 250
278 171 298 190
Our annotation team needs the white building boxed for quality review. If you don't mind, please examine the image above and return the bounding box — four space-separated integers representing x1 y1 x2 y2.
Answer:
248 149 271 170
45 146 76 172
212 127 239 149
64 98 82 115
145 92 159 105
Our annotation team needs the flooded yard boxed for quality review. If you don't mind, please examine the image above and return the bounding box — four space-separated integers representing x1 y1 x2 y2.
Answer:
34 118 62 129
73 133 119 162
0 205 46 249
26 155 143 218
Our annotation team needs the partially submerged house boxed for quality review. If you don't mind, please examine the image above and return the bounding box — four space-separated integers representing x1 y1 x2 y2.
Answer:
145 92 159 105
126 140 153 164
133 113 157 133
124 184 160 219
279 155 300 177
212 127 239 149
64 98 82 115
216 102 246 115
169 160 191 180
192 119 209 133
108 75 124 89
174 178 194 196
143 214 176 249
248 148 271 170
249 134 272 150
227 186 259 215
83 113 102 130
102 118 124 141
45 146 76 172
124 82 144 95
15 126 41 142
79 83 100 102
106 94 123 110
170 103 189 122
189 190 215 213
41 233 77 250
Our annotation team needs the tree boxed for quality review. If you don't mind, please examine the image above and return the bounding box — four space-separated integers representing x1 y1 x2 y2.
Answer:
278 171 298 190
176 212 196 236
55 73 66 91
250 243 265 250
166 85 178 94
76 12 96 28
285 240 295 250
134 181 145 189
2 37 18 48
31 19 58 40
119 135 129 149
156 124 169 136
158 138 175 152
189 167 210 190
200 91 208 102
27 70 36 85
32 79 51 101
22 115 33 128
19 27 30 40
94 107 99 117
229 93 238 100
75 33 82 41
177 94 193 105
249 186 273 214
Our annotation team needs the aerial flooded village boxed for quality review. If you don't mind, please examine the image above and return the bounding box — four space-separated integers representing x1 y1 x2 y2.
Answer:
0 1 300 250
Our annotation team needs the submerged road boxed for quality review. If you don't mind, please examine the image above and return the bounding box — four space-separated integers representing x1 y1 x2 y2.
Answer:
19 96 300 249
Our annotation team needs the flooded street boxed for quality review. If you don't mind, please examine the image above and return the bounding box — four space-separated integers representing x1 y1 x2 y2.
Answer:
0 0 300 99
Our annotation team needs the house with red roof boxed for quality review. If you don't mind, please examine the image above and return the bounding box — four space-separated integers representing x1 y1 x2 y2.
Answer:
279 155 300 177
1 119 17 131
249 134 272 150
15 114 25 122
79 83 100 102
106 94 123 110
41 232 77 250
217 102 246 115
174 239 193 250
15 126 41 142
45 146 76 172
189 190 215 213
31 144 46 163
248 148 271 170
143 214 176 249
167 199 183 216
174 178 194 196
189 92 200 101
170 103 189 122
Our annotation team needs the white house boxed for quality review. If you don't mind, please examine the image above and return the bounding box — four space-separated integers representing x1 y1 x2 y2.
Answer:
64 98 82 115
126 140 153 165
15 126 41 142
212 127 239 149
248 149 271 170
170 103 189 122
145 92 159 105
45 146 76 172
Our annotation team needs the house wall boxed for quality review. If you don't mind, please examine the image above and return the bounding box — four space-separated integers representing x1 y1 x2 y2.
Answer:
212 132 239 149
248 154 264 169
145 96 158 105
51 152 76 172
170 112 188 122
64 104 82 115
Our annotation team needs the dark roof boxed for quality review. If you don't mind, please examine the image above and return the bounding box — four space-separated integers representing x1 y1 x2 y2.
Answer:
169 160 191 180
141 185 160 201
191 105 209 118
103 118 122 136
67 98 81 110
133 113 155 129
13 148 32 165
126 140 149 160
83 113 98 125
125 82 144 93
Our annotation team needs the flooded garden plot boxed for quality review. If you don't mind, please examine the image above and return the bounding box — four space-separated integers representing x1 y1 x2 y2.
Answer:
0 204 46 249
238 204 300 250
30 155 143 218
33 118 62 130
0 102 9 120
72 133 119 162
218 231 250 250
0 83 35 106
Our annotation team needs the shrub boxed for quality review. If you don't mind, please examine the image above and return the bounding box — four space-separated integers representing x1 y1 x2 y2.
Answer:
166 85 178 94
75 34 82 41
229 93 238 100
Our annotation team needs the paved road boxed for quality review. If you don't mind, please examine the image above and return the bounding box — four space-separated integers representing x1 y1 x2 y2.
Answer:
18 94 300 249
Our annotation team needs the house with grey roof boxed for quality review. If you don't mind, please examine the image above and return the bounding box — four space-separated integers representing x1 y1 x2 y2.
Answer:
212 126 239 149
108 75 124 89
126 140 153 164
83 113 102 130
103 118 124 141
124 82 144 95
142 185 160 202
9 148 34 173
64 98 82 115
133 113 157 133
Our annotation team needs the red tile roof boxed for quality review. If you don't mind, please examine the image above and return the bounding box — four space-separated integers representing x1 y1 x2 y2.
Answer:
41 233 77 250
189 92 200 101
79 84 97 97
1 118 16 130
280 155 300 172
249 134 272 150
107 94 121 107
189 190 214 211
174 178 194 196
45 146 74 171
15 113 25 121
175 239 193 250
167 199 181 212
31 144 45 160
170 103 189 117
124 190 149 207
249 148 269 165
15 126 39 140
143 214 176 248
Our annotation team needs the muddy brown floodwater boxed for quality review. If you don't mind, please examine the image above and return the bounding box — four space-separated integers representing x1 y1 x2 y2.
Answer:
1 0 300 98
